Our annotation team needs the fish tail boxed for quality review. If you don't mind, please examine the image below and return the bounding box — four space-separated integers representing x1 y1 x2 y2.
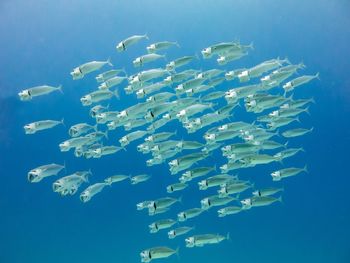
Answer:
93 124 98 131
107 58 113 67
104 130 109 140
226 232 231 241
299 61 306 69
309 127 314 133
144 34 149 40
114 89 120 99
248 41 254 50
60 118 65 126
303 164 308 173
315 72 320 80
284 141 289 148
284 57 291 64
57 85 64 94
63 161 67 174
305 106 310 115
175 247 180 258
278 195 283 204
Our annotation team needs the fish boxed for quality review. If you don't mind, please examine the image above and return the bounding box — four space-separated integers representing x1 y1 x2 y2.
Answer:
24 119 64 134
178 208 203 221
148 197 181 213
283 73 319 92
282 127 314 138
96 69 125 82
116 34 148 52
149 219 176 233
168 226 194 239
133 54 166 67
81 89 119 106
166 55 197 71
18 85 62 101
147 41 179 53
71 59 112 80
271 166 308 181
104 174 130 185
68 123 97 137
166 182 188 193
198 174 235 190
140 246 178 262
53 170 91 196
98 76 127 89
241 196 282 209
218 206 242 217
200 195 236 210
185 233 230 247
80 183 107 203
252 187 284 197
28 163 65 183
130 174 151 185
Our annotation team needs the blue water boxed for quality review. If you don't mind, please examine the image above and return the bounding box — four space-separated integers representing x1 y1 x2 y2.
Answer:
1 0 349 262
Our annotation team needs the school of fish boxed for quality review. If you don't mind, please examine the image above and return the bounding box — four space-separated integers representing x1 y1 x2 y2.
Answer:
19 34 318 262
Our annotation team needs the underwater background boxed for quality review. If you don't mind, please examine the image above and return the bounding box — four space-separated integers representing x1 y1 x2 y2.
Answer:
0 0 349 262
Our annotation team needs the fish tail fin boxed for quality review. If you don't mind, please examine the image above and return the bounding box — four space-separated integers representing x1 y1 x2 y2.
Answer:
178 196 183 204
195 52 200 60
303 164 308 173
305 106 310 115
248 41 254 50
278 196 283 204
284 57 291 64
57 85 64 94
284 141 289 148
60 118 65 126
114 89 120 99
226 232 231 241
300 147 306 152
315 72 320 80
63 161 67 174
175 247 180 259
121 67 127 76
93 124 98 131
299 61 306 69
309 127 314 133
104 130 109 140
295 116 301 123
310 97 316 104
107 58 113 67
144 34 149 40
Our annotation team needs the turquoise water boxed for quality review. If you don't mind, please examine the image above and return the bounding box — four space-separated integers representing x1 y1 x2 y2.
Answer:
0 0 349 262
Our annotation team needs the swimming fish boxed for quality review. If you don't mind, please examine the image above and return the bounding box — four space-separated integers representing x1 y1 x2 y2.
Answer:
18 85 62 101
116 34 148 52
71 59 112 80
24 119 64 134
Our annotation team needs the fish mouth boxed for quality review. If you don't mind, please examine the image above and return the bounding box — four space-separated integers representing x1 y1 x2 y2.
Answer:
28 172 40 183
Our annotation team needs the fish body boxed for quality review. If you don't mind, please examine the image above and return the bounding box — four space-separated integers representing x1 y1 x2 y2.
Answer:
71 59 112 80
80 183 107 203
19 85 62 101
116 34 148 52
28 163 65 183
185 233 229 247
24 119 64 134
140 246 178 262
